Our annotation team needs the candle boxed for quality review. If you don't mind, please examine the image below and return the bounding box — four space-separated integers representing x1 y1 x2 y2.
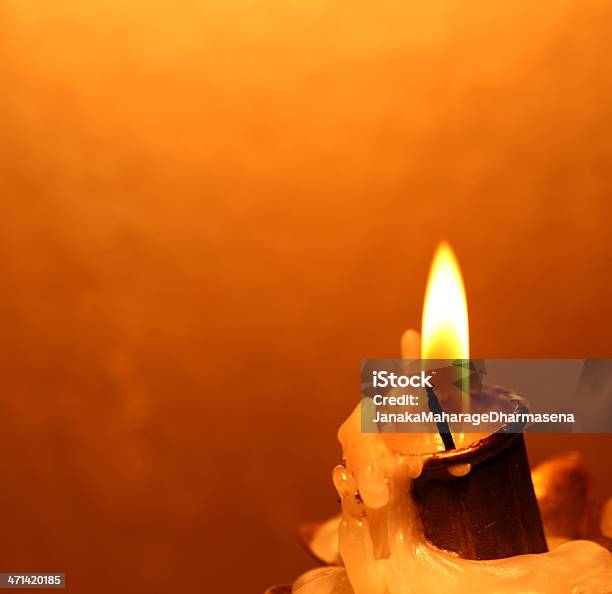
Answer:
287 242 612 594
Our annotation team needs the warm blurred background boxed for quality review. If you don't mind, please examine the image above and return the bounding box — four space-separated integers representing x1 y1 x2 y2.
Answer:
1 1 611 592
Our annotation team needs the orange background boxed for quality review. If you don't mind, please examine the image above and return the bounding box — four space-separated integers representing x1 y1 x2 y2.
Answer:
0 2 611 593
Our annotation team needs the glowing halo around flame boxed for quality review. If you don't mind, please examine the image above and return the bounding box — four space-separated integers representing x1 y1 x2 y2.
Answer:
421 241 469 360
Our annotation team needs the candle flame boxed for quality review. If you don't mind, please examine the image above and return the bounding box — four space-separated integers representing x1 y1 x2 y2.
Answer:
421 241 469 359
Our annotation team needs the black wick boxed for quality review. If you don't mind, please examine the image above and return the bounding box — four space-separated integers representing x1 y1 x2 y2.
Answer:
426 385 456 450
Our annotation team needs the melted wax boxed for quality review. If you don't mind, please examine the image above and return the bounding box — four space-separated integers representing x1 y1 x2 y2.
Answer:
294 404 612 594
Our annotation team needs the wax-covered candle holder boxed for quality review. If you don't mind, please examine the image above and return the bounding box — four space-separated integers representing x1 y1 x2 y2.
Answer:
413 387 547 560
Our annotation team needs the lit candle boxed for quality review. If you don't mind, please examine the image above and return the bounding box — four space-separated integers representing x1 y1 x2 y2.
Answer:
289 242 612 594
411 243 546 560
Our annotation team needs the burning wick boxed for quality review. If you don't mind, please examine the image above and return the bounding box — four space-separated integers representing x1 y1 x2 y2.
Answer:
421 241 468 451
425 385 456 450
